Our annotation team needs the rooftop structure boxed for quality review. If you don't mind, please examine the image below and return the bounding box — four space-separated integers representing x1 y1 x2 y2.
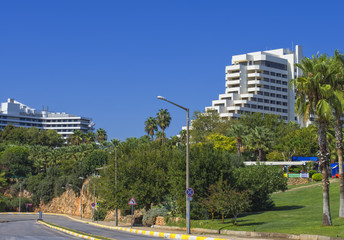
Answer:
0 98 95 138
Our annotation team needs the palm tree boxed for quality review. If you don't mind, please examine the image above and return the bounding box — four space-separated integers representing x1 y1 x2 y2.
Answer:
330 50 344 217
246 126 273 162
290 54 334 226
72 130 84 145
155 131 166 144
227 123 248 156
144 117 157 141
96 128 108 143
156 109 171 144
84 132 95 144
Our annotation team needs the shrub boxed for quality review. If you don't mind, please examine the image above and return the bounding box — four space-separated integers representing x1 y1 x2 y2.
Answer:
142 207 168 226
312 173 322 181
308 170 317 178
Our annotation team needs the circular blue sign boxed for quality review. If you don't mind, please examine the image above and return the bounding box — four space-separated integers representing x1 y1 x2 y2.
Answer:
91 202 95 207
185 188 194 197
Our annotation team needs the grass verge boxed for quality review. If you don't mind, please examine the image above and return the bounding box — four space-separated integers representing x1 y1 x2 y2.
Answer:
38 219 114 240
167 181 344 238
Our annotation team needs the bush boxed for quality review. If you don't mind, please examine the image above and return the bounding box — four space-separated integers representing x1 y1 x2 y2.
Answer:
308 170 317 178
312 173 322 181
142 207 168 226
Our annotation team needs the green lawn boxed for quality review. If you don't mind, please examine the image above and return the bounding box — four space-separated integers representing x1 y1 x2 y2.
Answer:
169 180 344 237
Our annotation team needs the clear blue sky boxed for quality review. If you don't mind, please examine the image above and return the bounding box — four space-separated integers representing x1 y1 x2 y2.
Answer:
1 1 343 140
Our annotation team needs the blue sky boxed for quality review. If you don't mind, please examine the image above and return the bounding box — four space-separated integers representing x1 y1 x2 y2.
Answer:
1 0 343 140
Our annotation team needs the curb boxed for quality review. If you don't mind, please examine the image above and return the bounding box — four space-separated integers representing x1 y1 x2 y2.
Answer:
37 220 103 240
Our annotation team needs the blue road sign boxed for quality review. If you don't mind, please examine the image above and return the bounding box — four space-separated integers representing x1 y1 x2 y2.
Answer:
91 202 95 207
185 188 194 197
97 202 100 207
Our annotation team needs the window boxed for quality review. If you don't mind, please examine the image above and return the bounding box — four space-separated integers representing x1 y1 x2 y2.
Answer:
282 102 288 106
270 107 276 111
270 93 276 97
263 70 269 75
276 73 282 77
271 86 276 90
258 105 263 110
264 85 270 89
258 98 263 102
251 97 256 101
282 81 288 85
282 95 288 99
244 104 250 108
270 72 276 76
276 87 281 91
264 106 269 110
264 92 270 96
257 91 263 95
277 108 282 112
277 94 282 98
270 79 276 83
282 74 287 78
283 109 288 113
251 104 257 109
270 100 276 104
254 61 287 70
277 101 281 105
276 80 281 84
264 78 270 82
282 116 288 120
264 99 269 103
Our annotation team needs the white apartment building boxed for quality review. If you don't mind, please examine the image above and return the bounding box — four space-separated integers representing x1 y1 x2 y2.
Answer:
206 45 303 122
0 98 95 138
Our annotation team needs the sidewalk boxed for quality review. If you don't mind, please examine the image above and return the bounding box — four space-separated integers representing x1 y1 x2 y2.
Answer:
64 214 296 240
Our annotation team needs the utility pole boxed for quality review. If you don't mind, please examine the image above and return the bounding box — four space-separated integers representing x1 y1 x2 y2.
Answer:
19 181 22 213
115 148 118 226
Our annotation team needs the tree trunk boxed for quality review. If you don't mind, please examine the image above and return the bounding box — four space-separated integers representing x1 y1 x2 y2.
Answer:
257 144 262 162
222 214 224 224
234 215 237 225
236 138 241 156
335 118 344 217
318 121 332 226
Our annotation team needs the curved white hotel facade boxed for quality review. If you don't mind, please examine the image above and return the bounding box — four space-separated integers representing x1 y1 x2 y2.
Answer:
206 45 303 123
0 98 94 138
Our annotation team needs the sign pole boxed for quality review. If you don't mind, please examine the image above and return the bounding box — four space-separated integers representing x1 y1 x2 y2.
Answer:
131 205 134 227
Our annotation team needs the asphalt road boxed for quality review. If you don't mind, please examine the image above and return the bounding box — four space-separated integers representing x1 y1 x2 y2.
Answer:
0 214 160 240
0 214 81 240
42 214 159 240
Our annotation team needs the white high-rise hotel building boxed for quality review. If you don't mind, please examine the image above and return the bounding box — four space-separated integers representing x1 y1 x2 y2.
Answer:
0 98 94 138
206 45 303 122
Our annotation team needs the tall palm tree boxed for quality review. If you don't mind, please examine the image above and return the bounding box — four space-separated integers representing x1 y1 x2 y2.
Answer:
96 128 108 143
155 130 166 144
227 123 248 156
330 50 344 217
144 117 157 141
156 109 171 144
290 54 334 226
72 130 84 145
84 132 95 144
246 126 273 162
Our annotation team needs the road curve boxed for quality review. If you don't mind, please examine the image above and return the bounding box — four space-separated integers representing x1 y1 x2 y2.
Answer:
0 214 82 240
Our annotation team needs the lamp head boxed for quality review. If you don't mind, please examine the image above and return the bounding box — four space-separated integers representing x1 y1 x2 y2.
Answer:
157 96 166 101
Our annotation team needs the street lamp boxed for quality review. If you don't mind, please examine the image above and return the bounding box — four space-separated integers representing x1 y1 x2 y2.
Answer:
157 96 190 234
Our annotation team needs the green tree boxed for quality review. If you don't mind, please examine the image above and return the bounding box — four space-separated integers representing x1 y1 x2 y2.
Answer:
144 117 158 141
290 54 335 225
96 128 107 143
227 122 248 155
156 109 171 144
0 146 31 178
246 126 273 162
331 50 344 217
190 110 230 143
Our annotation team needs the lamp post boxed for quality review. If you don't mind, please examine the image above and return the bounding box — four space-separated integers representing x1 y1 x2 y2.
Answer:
115 148 118 226
157 96 190 234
